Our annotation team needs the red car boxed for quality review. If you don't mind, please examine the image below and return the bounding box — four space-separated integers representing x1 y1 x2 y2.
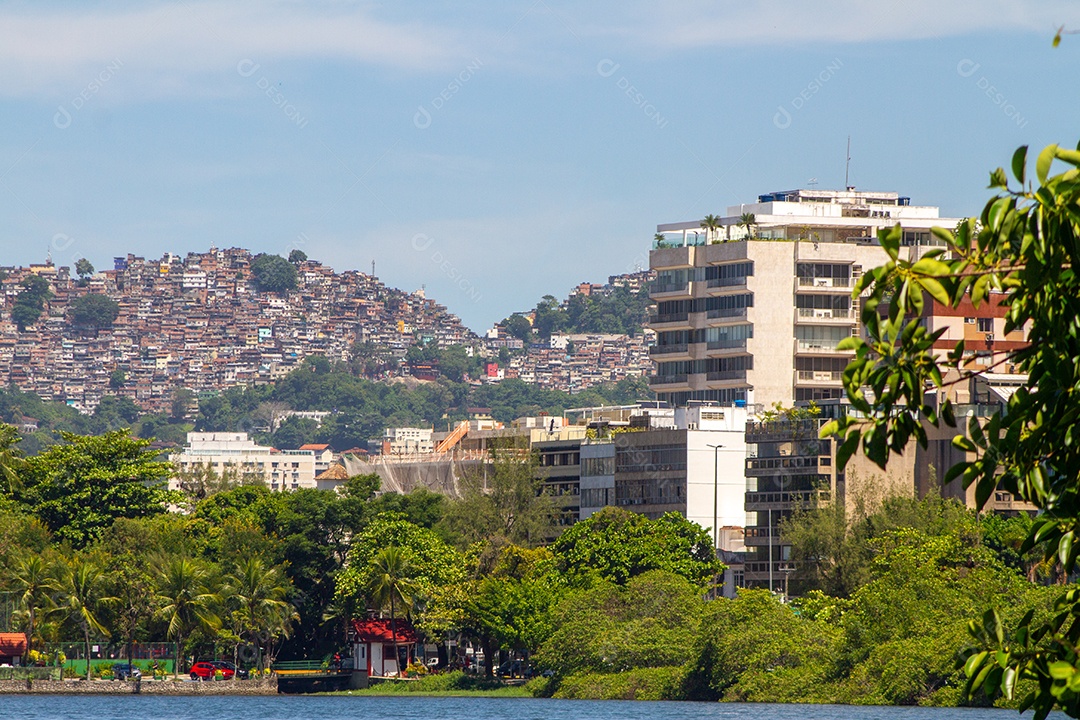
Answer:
190 661 234 681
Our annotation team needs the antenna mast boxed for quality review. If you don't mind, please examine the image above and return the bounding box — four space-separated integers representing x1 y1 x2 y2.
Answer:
845 136 851 188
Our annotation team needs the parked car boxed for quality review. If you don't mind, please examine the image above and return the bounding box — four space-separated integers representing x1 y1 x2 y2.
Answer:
209 660 249 679
496 660 529 678
112 663 142 681
190 661 233 681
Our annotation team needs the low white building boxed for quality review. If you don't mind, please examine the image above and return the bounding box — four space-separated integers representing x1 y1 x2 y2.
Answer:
382 427 434 455
171 432 318 491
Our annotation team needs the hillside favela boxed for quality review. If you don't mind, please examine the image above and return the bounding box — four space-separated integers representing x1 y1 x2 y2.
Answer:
2 5 1080 720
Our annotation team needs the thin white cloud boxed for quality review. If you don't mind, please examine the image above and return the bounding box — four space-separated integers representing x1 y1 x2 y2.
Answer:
561 0 1080 47
0 2 474 99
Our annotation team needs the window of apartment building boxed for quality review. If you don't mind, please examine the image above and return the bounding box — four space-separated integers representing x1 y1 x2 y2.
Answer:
795 387 845 402
581 487 613 507
616 444 687 473
795 325 855 348
705 261 754 286
795 294 851 312
582 456 615 477
796 263 850 284
705 324 753 346
977 317 993 333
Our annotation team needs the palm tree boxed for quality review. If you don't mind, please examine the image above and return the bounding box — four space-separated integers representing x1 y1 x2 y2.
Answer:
226 557 291 671
738 212 757 240
0 423 26 494
700 214 721 243
366 547 418 676
54 556 116 680
10 554 58 665
653 232 667 249
155 557 220 678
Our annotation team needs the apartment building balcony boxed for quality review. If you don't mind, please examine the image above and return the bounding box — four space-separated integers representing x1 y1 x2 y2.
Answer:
650 282 692 299
706 308 748 325
706 369 747 382
796 307 855 323
649 343 690 359
705 339 748 356
745 455 826 476
797 276 851 291
706 277 748 294
649 373 688 386
796 340 854 355
991 490 1039 515
745 488 832 511
796 369 844 384
743 525 780 547
649 312 690 329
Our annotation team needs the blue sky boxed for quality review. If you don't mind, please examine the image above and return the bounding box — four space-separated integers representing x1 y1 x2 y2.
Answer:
1 1 1079 331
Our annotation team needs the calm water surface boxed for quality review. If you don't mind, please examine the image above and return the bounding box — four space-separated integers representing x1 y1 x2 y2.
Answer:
0 696 1056 720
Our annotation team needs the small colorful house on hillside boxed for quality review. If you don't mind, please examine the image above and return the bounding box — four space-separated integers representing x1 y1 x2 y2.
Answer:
0 633 27 665
350 618 417 677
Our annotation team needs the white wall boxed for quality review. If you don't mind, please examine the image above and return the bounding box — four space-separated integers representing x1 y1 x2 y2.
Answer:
685 428 748 548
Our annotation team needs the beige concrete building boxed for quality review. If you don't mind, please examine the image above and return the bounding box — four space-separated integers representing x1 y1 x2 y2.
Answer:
649 188 963 408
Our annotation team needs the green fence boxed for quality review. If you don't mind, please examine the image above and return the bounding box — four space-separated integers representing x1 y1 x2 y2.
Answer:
0 666 63 681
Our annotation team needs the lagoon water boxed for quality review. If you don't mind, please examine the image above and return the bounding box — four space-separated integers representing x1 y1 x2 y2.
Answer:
0 696 1058 720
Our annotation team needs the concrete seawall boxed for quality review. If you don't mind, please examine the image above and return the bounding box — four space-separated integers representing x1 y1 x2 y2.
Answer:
0 678 278 695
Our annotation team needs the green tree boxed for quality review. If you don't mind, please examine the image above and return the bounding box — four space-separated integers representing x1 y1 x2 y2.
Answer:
155 556 220 678
11 275 52 331
533 295 566 338
439 451 554 548
700 214 721 243
226 556 292 670
366 546 419 674
250 254 298 294
10 553 59 663
69 293 120 328
738 212 756 239
501 314 533 344
538 570 705 682
822 142 1080 717
682 588 840 702
16 430 173 547
288 249 308 264
55 555 117 680
108 369 127 390
74 258 94 282
0 423 26 494
550 506 723 587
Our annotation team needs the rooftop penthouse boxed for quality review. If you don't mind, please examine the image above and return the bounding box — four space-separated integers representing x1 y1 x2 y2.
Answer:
656 187 951 247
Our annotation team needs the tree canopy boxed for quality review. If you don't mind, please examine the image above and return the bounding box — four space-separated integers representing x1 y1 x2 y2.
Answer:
69 293 120 328
250 254 298 294
823 142 1080 718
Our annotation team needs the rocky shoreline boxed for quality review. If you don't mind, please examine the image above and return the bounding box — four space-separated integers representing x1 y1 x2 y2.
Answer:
0 678 278 695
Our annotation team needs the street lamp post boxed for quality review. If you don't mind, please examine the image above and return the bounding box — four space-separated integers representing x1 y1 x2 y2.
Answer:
707 444 724 551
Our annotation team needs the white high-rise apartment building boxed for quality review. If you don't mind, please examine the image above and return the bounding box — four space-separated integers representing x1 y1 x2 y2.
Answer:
649 188 963 407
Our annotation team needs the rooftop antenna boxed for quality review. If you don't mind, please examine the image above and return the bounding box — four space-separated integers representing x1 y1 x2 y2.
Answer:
844 136 852 189
807 177 818 189
371 259 375 276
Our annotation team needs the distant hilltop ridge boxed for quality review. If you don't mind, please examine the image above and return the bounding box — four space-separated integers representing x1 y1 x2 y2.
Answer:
0 247 474 415
0 249 656 416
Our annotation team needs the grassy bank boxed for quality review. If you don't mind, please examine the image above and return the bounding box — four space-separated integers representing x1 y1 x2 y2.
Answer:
327 671 533 697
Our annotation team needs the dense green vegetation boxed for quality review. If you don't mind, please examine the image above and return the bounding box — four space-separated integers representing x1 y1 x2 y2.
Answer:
249 253 298 294
825 142 1080 717
68 293 120 329
503 285 652 341
0 417 1057 706
0 362 649 456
